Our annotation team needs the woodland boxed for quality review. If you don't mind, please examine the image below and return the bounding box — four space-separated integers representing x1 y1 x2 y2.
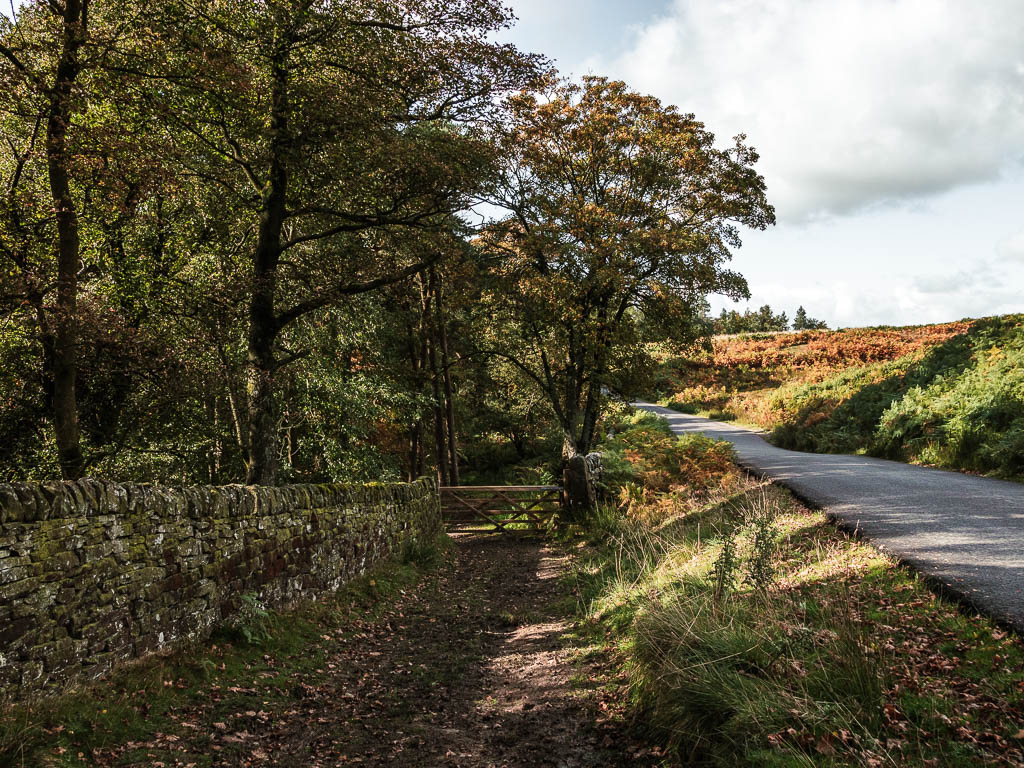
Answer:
0 0 774 504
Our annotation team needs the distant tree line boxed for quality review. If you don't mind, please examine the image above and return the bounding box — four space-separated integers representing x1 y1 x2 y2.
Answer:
711 305 828 334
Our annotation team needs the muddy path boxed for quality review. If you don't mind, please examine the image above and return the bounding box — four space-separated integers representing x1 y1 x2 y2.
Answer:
293 533 652 767
85 535 655 767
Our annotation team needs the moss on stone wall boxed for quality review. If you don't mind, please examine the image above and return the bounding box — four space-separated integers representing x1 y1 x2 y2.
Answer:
0 477 440 701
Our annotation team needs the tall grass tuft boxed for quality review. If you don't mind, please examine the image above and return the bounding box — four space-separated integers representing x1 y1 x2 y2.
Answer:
573 466 889 766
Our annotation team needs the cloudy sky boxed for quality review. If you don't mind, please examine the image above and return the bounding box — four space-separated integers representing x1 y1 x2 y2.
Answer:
498 0 1024 328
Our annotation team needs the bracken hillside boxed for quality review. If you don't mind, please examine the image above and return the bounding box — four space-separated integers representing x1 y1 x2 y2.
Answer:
654 314 1024 479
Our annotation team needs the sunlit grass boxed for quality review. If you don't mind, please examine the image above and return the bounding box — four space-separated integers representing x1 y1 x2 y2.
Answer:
569 422 1024 766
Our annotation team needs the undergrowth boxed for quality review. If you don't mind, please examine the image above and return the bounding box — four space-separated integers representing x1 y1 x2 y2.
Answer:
654 315 1024 480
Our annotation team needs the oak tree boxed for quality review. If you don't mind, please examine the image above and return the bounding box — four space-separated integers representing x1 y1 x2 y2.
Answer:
480 77 775 511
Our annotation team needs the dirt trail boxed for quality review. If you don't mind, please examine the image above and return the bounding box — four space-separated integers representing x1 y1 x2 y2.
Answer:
269 534 647 767
89 535 653 767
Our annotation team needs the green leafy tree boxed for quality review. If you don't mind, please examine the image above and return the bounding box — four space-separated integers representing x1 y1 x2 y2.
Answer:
714 304 789 333
0 0 98 479
145 0 542 483
756 304 789 331
0 0 168 478
793 305 828 330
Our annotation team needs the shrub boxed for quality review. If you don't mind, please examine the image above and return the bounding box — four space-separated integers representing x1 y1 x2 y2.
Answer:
230 593 275 646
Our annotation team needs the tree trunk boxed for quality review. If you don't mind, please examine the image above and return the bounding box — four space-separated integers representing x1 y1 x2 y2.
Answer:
404 315 425 481
510 428 527 459
422 277 449 486
415 309 429 481
219 346 250 466
246 323 278 484
562 430 578 462
435 270 459 485
206 394 219 483
560 397 598 517
46 0 87 480
429 343 448 485
560 398 581 461
562 454 596 522
578 303 614 458
443 368 459 483
245 53 289 485
578 380 602 457
407 422 422 482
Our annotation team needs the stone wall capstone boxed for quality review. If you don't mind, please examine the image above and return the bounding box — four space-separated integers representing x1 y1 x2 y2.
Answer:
0 477 440 702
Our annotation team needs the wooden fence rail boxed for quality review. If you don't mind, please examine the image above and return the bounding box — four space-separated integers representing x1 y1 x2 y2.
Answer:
440 485 563 533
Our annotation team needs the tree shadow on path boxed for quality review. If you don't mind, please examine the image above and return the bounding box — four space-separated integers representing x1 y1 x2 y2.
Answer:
265 534 654 768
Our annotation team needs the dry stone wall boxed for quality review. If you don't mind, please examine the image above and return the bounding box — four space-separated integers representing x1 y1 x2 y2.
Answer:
0 478 440 701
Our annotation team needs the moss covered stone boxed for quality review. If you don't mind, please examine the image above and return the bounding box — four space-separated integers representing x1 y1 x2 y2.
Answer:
0 476 440 702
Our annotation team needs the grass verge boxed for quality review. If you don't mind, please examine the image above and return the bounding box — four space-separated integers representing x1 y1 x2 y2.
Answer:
569 412 1024 766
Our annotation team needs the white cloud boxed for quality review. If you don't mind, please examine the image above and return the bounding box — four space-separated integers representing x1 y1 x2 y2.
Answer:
713 274 1021 328
914 269 983 295
594 0 1024 222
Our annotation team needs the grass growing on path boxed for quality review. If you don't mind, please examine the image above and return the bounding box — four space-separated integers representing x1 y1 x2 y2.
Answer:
569 411 1024 766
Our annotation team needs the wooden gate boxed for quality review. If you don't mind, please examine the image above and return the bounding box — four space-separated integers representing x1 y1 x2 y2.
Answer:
440 485 562 533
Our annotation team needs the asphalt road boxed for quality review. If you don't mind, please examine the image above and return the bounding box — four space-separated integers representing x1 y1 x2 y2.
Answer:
636 402 1024 632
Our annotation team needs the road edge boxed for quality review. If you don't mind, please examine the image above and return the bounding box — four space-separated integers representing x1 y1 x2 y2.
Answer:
639 404 1024 636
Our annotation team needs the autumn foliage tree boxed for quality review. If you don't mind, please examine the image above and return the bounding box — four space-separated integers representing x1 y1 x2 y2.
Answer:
0 0 167 479
0 9 781 497
480 77 774 512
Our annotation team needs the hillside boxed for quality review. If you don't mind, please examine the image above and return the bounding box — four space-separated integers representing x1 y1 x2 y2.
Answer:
654 315 1024 479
